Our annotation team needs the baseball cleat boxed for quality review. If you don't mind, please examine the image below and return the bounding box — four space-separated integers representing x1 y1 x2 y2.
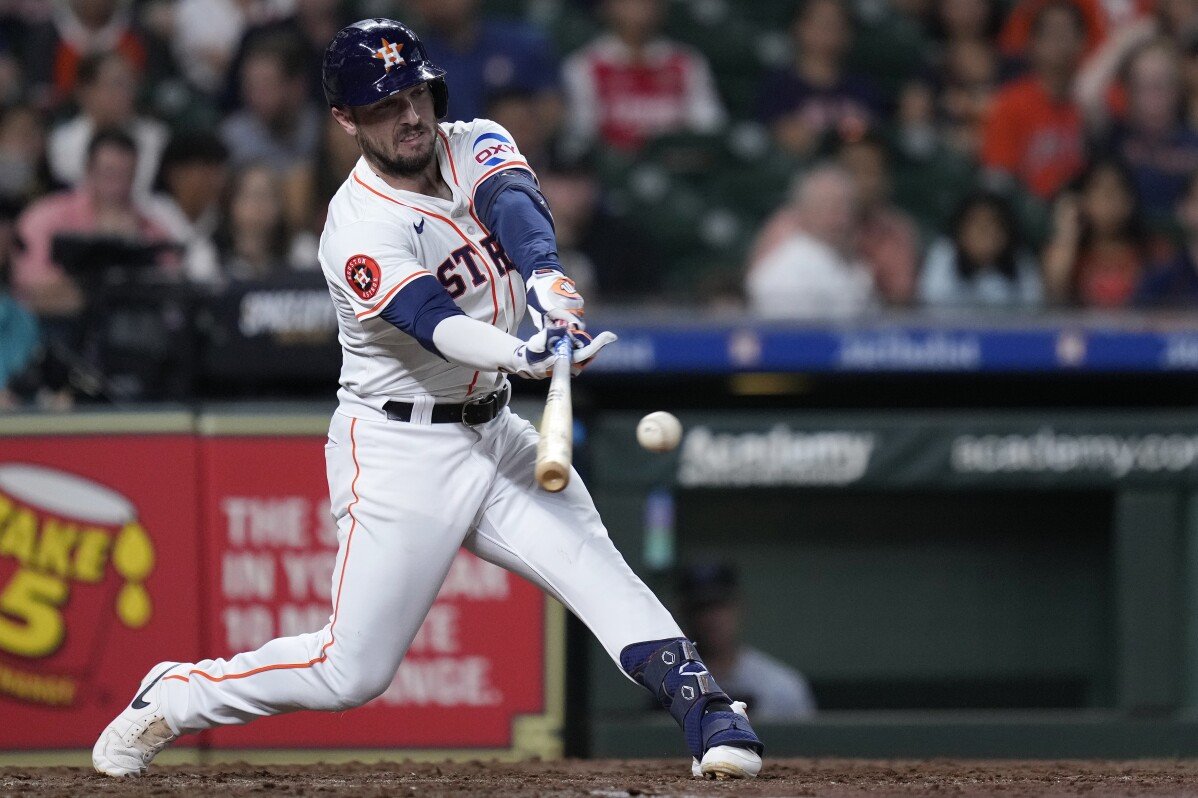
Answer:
691 701 763 779
93 661 182 777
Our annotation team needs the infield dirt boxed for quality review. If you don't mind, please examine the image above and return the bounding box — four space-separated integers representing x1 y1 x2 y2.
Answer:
5 758 1198 796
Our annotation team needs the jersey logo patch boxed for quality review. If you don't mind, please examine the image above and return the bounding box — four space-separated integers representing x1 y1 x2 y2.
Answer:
473 132 518 167
345 254 382 300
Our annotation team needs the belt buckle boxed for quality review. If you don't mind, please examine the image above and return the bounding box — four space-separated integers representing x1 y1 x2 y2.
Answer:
461 391 495 426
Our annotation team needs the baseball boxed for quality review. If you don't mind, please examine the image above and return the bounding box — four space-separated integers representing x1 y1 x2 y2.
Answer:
637 411 683 452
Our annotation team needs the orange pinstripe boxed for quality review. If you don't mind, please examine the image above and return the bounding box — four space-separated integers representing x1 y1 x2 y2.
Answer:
164 418 363 686
354 270 431 319
437 129 461 186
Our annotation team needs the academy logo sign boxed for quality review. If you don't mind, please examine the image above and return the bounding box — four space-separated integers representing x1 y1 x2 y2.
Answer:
951 429 1198 478
473 132 518 167
0 465 155 706
678 426 875 486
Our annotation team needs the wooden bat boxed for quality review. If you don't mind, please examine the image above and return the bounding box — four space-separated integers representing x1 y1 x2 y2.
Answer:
535 335 574 492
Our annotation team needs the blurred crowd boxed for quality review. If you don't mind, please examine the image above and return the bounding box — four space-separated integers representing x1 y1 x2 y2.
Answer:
6 0 1198 403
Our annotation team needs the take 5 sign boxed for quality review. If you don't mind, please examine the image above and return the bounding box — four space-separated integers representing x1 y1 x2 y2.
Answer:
0 413 563 758
0 425 202 749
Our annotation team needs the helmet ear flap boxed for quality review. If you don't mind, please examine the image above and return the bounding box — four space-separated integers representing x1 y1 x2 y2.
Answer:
430 78 449 119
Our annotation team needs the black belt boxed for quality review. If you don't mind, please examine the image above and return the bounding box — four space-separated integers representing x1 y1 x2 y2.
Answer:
383 384 511 425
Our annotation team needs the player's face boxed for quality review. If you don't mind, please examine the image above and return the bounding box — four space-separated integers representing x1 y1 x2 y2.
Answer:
339 82 438 178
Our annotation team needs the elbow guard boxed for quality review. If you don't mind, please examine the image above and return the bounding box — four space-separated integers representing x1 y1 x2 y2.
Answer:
377 274 464 357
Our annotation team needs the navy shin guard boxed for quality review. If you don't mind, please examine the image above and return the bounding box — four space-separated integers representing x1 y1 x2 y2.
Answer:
620 638 763 759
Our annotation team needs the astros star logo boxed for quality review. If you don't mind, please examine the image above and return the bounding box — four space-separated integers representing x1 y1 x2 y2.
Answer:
373 39 405 71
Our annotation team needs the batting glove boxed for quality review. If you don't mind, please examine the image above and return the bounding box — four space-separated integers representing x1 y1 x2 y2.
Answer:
526 268 585 331
510 311 617 379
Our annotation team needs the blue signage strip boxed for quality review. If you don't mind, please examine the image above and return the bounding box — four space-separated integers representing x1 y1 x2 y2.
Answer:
582 323 1198 375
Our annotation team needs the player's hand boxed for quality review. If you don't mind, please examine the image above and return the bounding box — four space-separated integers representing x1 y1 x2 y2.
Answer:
526 268 585 331
567 328 617 375
510 319 571 379
510 312 617 379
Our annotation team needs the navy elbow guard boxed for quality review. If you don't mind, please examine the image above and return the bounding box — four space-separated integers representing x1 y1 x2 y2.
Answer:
620 638 763 759
377 275 464 357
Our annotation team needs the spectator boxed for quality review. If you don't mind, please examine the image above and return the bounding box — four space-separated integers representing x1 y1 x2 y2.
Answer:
24 0 149 105
538 160 662 303
1136 171 1198 305
999 0 1108 62
413 0 560 127
931 0 1004 47
1099 41 1198 219
1043 158 1152 307
215 163 308 280
752 134 920 306
562 0 725 152
677 562 816 722
1181 32 1198 132
0 105 51 204
931 0 1005 158
981 1 1088 200
12 129 173 318
919 191 1045 308
311 113 362 228
0 199 39 410
172 0 289 95
220 38 320 173
746 164 876 319
484 89 554 173
756 0 884 158
145 132 230 285
939 41 1001 156
0 37 23 107
221 0 343 109
46 51 168 197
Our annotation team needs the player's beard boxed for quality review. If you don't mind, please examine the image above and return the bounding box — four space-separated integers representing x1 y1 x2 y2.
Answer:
357 121 437 178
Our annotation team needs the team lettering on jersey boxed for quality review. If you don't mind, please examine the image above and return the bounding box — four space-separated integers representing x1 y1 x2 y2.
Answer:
435 236 513 299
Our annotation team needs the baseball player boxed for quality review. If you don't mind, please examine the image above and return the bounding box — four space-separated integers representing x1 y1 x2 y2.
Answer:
92 18 763 780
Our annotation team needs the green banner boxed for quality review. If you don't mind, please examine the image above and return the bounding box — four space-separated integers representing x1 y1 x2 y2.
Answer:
593 411 1198 489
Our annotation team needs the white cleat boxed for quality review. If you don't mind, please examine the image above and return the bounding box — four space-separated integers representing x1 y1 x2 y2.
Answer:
690 701 763 780
92 661 183 777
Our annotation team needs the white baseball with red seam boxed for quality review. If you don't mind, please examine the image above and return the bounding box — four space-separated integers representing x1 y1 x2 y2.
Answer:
637 411 683 452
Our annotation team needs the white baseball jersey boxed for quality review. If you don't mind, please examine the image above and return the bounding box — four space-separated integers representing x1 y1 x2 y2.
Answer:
319 119 532 415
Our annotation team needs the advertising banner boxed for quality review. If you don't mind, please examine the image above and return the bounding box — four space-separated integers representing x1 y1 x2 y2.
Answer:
0 431 203 748
199 434 555 751
595 412 1198 490
0 412 562 757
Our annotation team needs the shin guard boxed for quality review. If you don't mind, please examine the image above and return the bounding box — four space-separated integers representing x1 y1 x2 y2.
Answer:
620 638 763 759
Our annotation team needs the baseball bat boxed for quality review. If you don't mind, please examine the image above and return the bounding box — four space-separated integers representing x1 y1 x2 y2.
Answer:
535 335 574 492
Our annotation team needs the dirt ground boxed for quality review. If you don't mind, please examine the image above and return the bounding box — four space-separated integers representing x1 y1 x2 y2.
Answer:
6 759 1198 797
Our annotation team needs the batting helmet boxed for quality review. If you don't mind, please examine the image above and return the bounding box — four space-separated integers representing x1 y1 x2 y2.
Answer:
322 18 448 117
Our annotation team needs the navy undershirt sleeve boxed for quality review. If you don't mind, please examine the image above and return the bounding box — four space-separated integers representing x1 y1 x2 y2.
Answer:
474 169 563 281
377 273 464 358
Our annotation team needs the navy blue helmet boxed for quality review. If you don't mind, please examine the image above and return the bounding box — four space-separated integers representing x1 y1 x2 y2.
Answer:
322 18 448 117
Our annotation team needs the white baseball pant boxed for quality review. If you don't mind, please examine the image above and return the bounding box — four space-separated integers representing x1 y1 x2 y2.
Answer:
160 407 682 734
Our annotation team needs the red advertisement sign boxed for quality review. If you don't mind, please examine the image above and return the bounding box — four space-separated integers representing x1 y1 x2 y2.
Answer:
198 435 550 750
0 436 203 749
0 423 560 756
